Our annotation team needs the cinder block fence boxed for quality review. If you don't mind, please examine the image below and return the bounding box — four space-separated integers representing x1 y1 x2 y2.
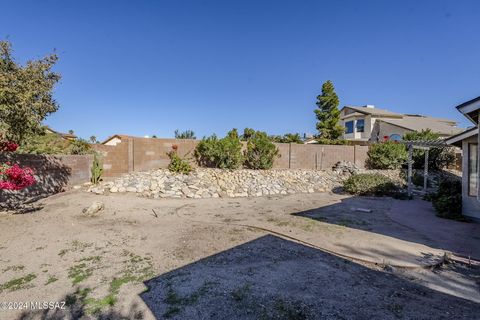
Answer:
93 137 369 177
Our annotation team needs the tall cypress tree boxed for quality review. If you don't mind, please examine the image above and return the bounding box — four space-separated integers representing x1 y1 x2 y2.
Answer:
314 80 344 141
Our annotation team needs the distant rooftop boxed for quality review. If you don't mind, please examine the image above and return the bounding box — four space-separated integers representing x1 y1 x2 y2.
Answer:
341 105 462 136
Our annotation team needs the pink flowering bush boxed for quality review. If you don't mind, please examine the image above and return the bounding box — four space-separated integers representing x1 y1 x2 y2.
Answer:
0 163 36 190
0 141 19 152
0 140 36 191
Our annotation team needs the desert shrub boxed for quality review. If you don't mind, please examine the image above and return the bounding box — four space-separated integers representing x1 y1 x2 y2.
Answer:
367 141 407 169
403 129 455 170
68 139 92 155
343 173 398 196
90 154 103 184
244 131 279 170
194 129 243 169
431 178 463 220
167 146 192 174
315 138 350 145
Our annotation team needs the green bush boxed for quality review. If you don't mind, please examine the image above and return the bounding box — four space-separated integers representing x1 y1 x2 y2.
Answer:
194 129 244 169
343 173 398 196
431 178 463 220
315 138 350 145
244 131 279 170
403 129 455 170
167 148 192 174
367 141 407 169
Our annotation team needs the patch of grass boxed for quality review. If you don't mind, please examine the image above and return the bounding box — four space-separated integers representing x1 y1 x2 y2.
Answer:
163 281 215 318
45 276 58 285
273 299 310 320
68 256 103 285
59 241 94 258
84 294 117 314
0 273 36 292
2 265 25 272
387 302 404 318
231 283 251 302
81 251 155 315
300 220 317 232
68 263 93 285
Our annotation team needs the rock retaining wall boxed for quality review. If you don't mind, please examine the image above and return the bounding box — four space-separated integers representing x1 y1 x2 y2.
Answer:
87 168 404 199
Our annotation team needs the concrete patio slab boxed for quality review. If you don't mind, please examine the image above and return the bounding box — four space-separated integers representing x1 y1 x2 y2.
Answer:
387 199 480 260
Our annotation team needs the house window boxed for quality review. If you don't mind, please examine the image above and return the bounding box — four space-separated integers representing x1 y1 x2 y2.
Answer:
468 143 478 197
345 121 354 134
356 119 365 132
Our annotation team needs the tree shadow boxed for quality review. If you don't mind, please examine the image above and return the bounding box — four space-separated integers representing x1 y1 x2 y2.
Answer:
140 235 479 320
0 154 72 212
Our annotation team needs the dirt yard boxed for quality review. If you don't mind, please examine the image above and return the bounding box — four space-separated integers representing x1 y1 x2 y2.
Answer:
0 191 479 319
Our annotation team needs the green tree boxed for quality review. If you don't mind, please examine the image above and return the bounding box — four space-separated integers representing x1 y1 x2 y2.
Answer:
314 80 344 141
403 129 455 171
174 129 196 139
89 136 97 144
0 40 61 144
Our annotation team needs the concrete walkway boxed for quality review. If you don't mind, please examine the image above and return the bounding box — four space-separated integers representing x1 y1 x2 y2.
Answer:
387 199 480 260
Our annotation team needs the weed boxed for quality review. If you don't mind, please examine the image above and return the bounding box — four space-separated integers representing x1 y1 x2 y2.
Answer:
58 249 68 257
45 276 58 285
2 265 25 272
231 283 251 301
0 273 36 292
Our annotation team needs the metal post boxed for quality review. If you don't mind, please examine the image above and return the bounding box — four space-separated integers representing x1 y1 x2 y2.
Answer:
407 144 413 198
424 149 429 192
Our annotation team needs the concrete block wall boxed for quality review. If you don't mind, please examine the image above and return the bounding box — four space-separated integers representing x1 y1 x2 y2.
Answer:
0 154 93 206
94 137 369 176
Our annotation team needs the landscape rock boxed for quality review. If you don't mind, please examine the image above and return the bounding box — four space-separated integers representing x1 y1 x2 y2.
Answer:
82 201 105 215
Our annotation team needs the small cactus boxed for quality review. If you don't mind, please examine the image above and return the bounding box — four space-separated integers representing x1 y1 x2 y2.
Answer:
90 154 103 184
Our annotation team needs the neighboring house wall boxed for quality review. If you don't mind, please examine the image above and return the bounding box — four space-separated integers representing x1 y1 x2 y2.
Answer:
377 122 410 141
461 135 480 220
104 137 122 146
340 114 372 140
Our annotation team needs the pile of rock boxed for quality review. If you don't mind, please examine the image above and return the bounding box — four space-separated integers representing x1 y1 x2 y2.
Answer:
332 161 360 175
87 168 350 199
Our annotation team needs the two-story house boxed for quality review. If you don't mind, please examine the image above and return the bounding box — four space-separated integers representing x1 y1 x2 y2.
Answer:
339 105 462 143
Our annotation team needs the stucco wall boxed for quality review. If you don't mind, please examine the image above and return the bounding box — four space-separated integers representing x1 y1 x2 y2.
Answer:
461 135 480 220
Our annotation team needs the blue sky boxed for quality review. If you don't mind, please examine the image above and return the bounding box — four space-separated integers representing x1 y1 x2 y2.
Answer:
2 0 480 140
